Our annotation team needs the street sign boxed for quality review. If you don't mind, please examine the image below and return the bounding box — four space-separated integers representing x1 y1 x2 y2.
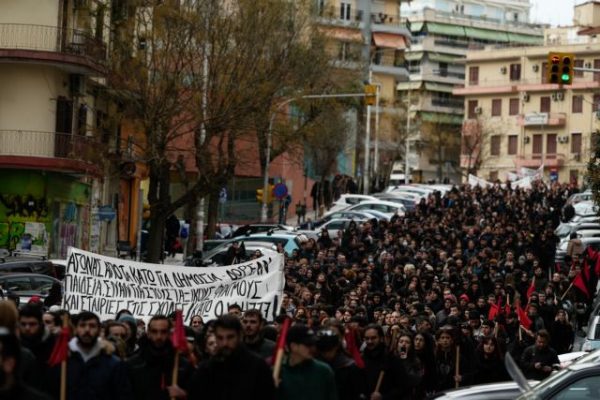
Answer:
273 183 288 200
97 205 116 221
523 113 549 126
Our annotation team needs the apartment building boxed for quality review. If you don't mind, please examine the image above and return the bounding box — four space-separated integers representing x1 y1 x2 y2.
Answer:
454 1 600 184
398 0 543 183
315 0 411 186
0 0 121 257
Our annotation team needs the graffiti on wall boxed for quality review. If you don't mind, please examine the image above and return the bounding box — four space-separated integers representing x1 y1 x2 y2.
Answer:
0 195 49 219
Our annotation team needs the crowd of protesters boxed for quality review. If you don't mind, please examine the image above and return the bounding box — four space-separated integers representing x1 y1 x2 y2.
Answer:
1 181 596 400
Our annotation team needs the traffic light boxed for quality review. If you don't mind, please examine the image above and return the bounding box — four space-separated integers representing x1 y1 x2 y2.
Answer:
547 52 575 85
365 84 377 106
256 185 274 203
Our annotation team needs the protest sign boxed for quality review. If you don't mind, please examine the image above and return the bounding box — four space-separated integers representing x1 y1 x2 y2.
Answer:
62 248 285 323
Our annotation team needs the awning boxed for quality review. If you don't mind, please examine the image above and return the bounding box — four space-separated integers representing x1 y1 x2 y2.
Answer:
405 51 424 61
320 27 363 42
428 53 461 64
464 27 509 42
424 82 455 93
420 112 464 125
397 81 423 91
507 33 543 45
410 21 424 33
373 32 407 49
425 23 466 37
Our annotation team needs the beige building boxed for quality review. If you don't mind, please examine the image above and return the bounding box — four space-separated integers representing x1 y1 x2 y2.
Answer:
315 0 411 187
454 1 600 184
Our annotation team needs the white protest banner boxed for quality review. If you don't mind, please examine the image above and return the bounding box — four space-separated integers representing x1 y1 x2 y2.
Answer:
62 247 285 323
468 174 492 187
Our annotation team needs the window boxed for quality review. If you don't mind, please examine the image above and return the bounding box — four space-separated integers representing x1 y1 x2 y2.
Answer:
340 2 351 20
540 96 551 113
575 59 584 78
509 63 521 81
570 170 579 185
338 42 359 61
490 135 501 156
595 59 600 82
509 98 520 115
572 95 583 113
491 99 502 116
533 134 543 156
2 277 33 291
55 97 73 134
77 104 87 135
547 134 557 155
508 135 518 155
572 133 582 154
467 100 478 118
552 375 600 400
439 62 448 77
469 66 479 85
594 94 600 111
489 171 498 181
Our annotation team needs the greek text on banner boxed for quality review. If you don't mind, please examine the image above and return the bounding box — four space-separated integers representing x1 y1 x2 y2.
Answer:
62 247 285 323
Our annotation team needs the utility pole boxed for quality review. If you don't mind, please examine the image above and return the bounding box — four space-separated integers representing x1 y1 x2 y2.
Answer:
405 90 411 184
361 0 372 194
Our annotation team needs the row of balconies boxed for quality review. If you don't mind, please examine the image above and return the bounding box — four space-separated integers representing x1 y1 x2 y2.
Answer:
0 23 106 73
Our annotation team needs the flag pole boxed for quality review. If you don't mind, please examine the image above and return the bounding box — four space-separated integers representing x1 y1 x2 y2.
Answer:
171 350 180 400
561 281 574 301
374 371 385 394
272 317 291 388
60 315 68 400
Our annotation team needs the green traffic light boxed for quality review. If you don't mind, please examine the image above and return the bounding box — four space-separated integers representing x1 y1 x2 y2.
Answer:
561 73 570 82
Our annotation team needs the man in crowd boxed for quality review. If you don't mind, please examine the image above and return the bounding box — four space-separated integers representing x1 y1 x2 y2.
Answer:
521 330 560 381
242 309 276 359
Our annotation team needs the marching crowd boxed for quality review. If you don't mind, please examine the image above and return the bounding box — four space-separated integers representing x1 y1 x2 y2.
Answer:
1 182 594 400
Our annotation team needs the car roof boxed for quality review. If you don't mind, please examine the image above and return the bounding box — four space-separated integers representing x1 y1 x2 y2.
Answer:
0 273 59 280
436 381 535 399
351 200 405 207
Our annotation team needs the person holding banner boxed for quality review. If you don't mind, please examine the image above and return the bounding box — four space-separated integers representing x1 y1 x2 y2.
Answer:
188 315 274 400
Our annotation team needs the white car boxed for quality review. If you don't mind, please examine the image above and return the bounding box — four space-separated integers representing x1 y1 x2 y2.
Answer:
298 218 366 239
343 200 405 218
327 194 379 213
573 201 598 217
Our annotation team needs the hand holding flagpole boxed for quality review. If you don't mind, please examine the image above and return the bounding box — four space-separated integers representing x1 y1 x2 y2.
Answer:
170 310 188 400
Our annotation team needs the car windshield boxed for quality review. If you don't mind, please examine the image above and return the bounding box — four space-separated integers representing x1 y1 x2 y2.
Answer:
522 368 570 398
556 224 572 237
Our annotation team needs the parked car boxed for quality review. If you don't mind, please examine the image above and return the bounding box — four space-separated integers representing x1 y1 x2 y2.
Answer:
0 256 62 279
372 193 417 211
339 200 405 218
515 362 600 399
327 194 379 214
298 210 374 229
432 381 539 400
231 224 294 238
581 315 600 352
199 242 279 267
566 190 593 206
0 273 61 304
297 218 367 239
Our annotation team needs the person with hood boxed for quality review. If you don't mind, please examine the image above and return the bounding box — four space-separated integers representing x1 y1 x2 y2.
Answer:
117 313 139 357
550 309 574 354
315 321 366 400
0 329 51 400
18 303 55 393
126 315 191 400
50 311 131 400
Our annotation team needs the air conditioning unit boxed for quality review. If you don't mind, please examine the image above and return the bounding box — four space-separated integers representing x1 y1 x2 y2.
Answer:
532 65 539 72
558 136 569 143
586 62 592 69
474 106 483 114
521 93 530 102
524 136 530 144
500 66 507 74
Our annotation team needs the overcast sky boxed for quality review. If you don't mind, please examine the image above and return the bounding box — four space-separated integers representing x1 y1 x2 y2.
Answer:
530 0 577 26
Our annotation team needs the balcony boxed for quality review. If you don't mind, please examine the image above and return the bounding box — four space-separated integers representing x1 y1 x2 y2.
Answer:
371 13 411 38
431 98 464 108
515 153 565 169
0 130 103 176
0 24 106 74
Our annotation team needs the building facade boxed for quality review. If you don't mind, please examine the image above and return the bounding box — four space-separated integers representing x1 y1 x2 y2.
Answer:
398 0 543 183
454 1 600 184
0 0 118 257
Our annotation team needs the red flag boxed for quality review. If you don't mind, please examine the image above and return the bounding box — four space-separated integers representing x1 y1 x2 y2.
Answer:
573 269 590 299
48 326 70 367
516 303 532 330
171 310 188 353
272 317 291 365
345 328 365 369
526 276 536 299
488 303 500 321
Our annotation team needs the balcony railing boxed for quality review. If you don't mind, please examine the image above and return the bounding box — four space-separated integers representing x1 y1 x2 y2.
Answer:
431 98 464 108
433 69 466 79
0 23 106 63
0 130 103 164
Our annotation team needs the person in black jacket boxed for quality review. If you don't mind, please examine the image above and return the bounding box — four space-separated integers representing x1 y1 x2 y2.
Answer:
187 315 274 400
413 331 437 397
126 315 191 400
50 311 132 400
242 309 276 361
361 324 387 395
475 336 509 384
0 329 51 400
316 323 366 400
550 309 574 355
520 329 560 381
